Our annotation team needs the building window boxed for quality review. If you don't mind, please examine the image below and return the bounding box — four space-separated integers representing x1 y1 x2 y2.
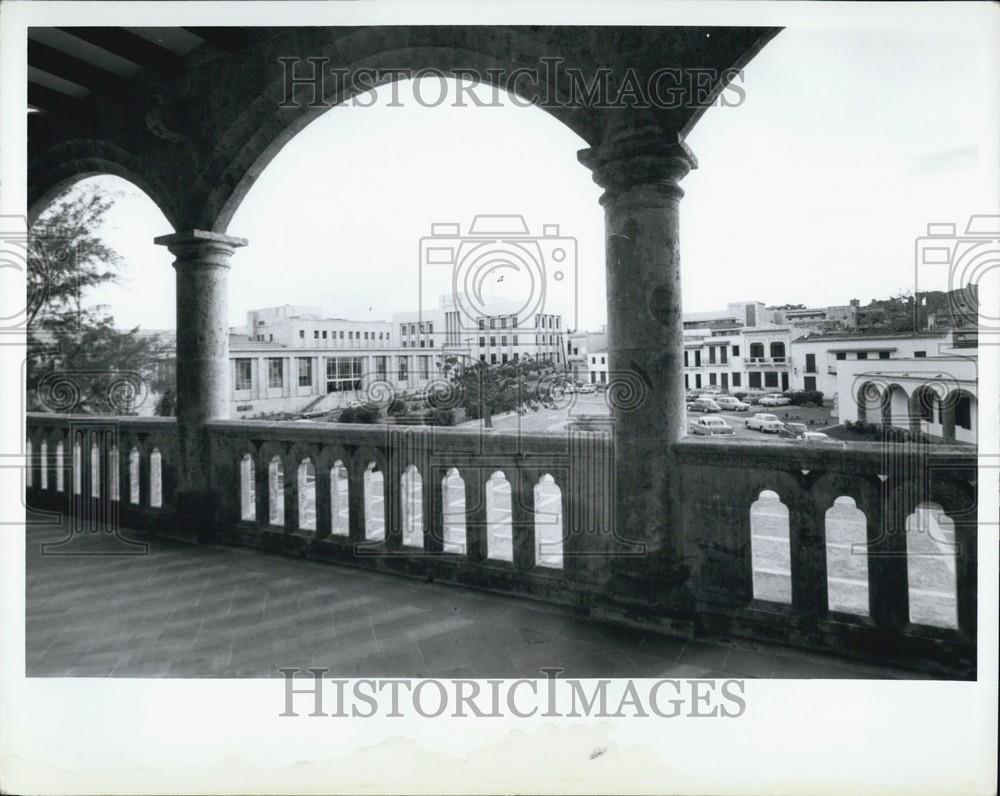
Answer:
684 351 689 367
400 324 407 336
490 353 497 364
836 352 846 361
512 316 518 328
402 341 407 348
419 340 425 348
694 350 702 367
478 319 485 330
748 372 761 389
764 372 778 388
299 329 305 339
479 337 486 347
480 354 486 362
805 353 816 373
490 336 496 346
513 335 518 345
685 374 689 389
376 356 388 379
709 346 716 365
298 358 312 387
235 359 252 391
500 317 507 329
600 356 605 364
749 343 764 359
857 352 868 360
878 351 890 360
323 331 328 339
695 374 701 388
428 323 433 334
325 357 363 392
732 345 740 357
721 346 728 364
732 372 741 387
489 318 496 329
709 372 717 386
397 357 408 381
339 331 344 339
502 353 509 363
419 355 430 380
267 358 283 388
915 350 926 358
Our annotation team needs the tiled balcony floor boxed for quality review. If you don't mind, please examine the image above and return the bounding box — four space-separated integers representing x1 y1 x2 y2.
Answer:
25 517 917 679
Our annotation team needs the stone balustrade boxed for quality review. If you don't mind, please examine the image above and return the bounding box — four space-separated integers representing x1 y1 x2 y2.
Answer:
25 412 978 677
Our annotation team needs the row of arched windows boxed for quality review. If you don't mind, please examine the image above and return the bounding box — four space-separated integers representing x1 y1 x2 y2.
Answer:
239 454 565 568
749 490 958 629
27 436 162 508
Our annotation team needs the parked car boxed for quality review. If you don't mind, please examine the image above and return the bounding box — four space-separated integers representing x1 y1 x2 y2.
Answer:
801 431 832 442
596 381 608 391
759 393 791 407
699 385 723 395
689 416 735 436
714 395 751 413
776 422 808 439
687 398 721 413
579 383 597 394
746 413 784 433
741 390 767 404
563 384 577 394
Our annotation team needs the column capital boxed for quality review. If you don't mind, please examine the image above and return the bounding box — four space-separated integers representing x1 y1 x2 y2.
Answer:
578 131 697 207
154 229 248 267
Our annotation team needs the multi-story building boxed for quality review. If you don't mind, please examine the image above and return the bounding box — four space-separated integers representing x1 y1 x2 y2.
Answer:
788 330 953 397
392 295 564 367
587 350 609 385
243 305 393 349
683 325 793 393
566 327 607 382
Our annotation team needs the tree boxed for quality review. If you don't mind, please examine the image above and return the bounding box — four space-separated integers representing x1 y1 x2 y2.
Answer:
27 184 175 415
440 355 559 428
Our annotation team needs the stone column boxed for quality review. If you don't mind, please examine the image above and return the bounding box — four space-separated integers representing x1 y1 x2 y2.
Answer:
155 229 248 536
578 130 695 565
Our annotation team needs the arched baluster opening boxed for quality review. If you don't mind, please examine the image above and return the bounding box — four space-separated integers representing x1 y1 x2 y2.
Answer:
240 453 256 521
128 447 140 504
26 438 34 488
534 473 564 569
486 470 513 562
906 502 958 629
363 461 385 541
72 433 82 496
268 455 285 526
108 439 119 501
401 464 423 548
750 489 791 603
55 440 65 493
331 459 350 536
90 435 101 498
441 467 466 555
824 496 869 615
40 439 49 490
298 458 317 531
149 448 163 508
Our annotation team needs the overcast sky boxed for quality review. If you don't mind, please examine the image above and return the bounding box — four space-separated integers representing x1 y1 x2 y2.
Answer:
70 25 992 332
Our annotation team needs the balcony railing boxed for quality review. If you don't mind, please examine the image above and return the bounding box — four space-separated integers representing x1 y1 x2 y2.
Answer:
746 356 790 367
25 412 977 677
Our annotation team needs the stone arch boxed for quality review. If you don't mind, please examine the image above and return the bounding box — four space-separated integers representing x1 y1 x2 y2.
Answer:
909 384 940 435
534 473 564 569
400 463 424 548
769 341 786 360
441 467 467 555
354 445 388 542
905 501 958 629
749 488 791 604
239 452 256 521
28 140 177 229
882 383 909 427
823 495 870 616
486 470 514 562
941 388 976 443
855 380 883 424
204 29 608 233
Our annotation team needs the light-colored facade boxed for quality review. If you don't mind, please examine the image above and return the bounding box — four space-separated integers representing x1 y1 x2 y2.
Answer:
788 330 953 397
587 350 609 385
228 336 455 419
393 295 565 368
566 328 607 382
835 352 977 444
243 305 393 349
683 326 793 393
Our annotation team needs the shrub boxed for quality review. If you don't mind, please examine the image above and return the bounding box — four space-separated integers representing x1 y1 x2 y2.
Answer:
388 398 406 416
431 408 456 426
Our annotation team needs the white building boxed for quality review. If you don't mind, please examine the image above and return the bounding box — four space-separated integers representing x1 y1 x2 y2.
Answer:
587 350 608 385
243 305 393 349
683 326 793 393
392 295 564 368
567 328 607 382
835 351 977 445
788 330 953 397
